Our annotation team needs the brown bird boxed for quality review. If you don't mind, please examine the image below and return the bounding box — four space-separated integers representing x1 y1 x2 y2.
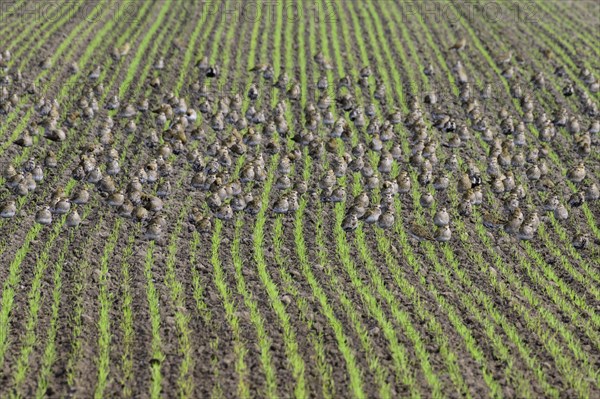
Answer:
14 133 33 147
342 213 359 232
66 209 82 227
497 50 513 65
0 200 16 218
449 37 466 51
567 162 586 183
408 222 433 241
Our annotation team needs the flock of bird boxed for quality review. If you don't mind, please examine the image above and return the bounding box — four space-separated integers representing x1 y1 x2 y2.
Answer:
0 36 598 246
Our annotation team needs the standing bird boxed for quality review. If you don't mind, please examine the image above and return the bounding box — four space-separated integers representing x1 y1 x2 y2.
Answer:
433 207 450 227
342 213 359 232
378 211 395 229
36 206 53 225
363 205 382 224
145 223 163 240
567 162 586 183
449 37 467 51
0 200 16 218
518 221 536 241
504 208 524 234
66 209 82 227
554 203 569 220
497 50 513 65
435 225 452 242
273 196 289 214
14 133 33 147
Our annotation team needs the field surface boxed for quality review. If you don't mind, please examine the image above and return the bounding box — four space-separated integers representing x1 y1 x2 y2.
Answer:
0 0 599 398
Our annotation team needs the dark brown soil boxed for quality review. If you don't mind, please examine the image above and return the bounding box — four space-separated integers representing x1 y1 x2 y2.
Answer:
0 1 599 398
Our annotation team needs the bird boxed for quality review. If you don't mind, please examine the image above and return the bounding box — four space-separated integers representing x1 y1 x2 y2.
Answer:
36 206 53 225
497 50 513 65
87 167 103 184
106 159 120 176
397 172 411 193
98 175 116 194
154 57 164 70
435 225 452 242
44 128 66 142
567 162 586 183
196 56 209 70
44 151 58 167
554 204 569 220
481 209 506 230
24 173 36 192
471 186 484 206
572 233 589 249
6 172 24 188
215 204 233 220
287 192 299 213
347 203 366 219
408 222 433 241
363 205 382 224
342 214 359 232
119 104 137 119
71 188 90 205
157 181 171 198
14 182 29 196
118 200 134 218
449 37 467 51
352 192 369 209
420 192 435 208
377 192 393 210
245 198 262 215
378 154 393 174
543 195 560 212
326 186 346 203
40 57 52 69
51 198 71 215
144 195 163 212
145 223 162 240
458 198 473 217
134 206 149 221
457 172 472 192
526 165 541 181
0 200 16 218
206 64 220 78
382 180 399 196
22 157 36 173
504 208 524 234
320 170 337 190
433 207 450 227
231 194 247 212
568 192 585 208
196 216 213 233
423 63 435 76
501 66 515 79
273 196 289 214
585 183 599 201
66 209 81 227
32 165 44 182
88 65 101 80
14 133 33 147
249 63 271 73
359 65 372 78
108 191 125 207
378 210 395 229
248 84 259 100
274 72 290 89
517 221 535 241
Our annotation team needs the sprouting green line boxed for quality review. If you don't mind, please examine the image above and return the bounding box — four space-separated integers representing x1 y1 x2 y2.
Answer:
93 219 123 398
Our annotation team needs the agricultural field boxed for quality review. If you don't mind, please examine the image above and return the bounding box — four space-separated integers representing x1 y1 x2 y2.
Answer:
0 0 599 397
